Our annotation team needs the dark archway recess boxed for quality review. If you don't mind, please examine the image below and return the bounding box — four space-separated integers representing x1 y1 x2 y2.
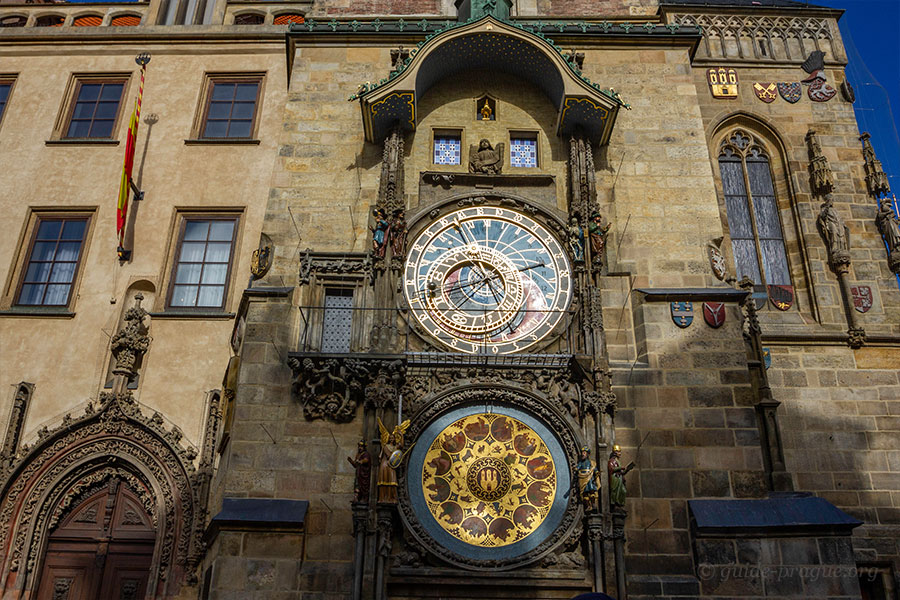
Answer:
35 480 156 600
0 392 202 599
353 17 626 144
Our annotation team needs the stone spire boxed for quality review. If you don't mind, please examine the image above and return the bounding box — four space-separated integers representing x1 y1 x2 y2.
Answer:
860 132 891 198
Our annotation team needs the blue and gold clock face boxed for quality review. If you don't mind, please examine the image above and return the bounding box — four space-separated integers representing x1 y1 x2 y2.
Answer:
403 207 572 354
406 404 571 564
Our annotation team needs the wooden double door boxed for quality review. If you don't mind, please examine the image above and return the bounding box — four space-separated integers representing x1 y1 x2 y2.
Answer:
35 480 156 600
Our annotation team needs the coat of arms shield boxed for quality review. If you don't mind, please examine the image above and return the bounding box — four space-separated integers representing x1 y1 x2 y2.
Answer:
777 82 801 103
850 285 873 313
808 78 836 102
670 302 693 328
768 285 794 311
702 302 726 328
707 242 727 280
753 82 778 103
707 67 738 99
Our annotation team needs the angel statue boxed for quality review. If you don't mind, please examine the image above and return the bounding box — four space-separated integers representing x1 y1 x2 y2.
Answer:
469 138 504 174
377 417 411 504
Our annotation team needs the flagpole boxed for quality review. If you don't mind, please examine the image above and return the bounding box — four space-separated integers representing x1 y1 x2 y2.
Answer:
117 52 151 261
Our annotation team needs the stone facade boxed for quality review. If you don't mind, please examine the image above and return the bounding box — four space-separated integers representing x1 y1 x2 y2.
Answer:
0 0 898 599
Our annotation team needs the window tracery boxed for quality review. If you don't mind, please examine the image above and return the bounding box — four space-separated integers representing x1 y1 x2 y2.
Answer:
717 129 791 290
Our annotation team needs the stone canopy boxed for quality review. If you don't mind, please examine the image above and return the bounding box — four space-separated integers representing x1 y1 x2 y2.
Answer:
355 16 627 144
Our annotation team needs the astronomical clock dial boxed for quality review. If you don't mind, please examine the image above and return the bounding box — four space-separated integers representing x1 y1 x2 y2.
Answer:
403 207 572 354
406 405 571 565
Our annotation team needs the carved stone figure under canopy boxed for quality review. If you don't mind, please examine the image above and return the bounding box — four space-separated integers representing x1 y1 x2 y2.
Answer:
469 139 504 174
347 439 372 504
568 218 584 262
377 417 411 504
875 196 900 271
816 195 850 269
608 445 633 508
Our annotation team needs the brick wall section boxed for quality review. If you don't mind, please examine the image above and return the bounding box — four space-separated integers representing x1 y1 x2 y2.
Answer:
309 0 442 16
538 0 657 16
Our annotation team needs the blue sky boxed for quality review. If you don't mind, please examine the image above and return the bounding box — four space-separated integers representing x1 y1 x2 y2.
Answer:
816 0 900 194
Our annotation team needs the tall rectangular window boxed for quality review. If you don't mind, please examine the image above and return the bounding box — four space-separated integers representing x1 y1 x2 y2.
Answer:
17 218 88 307
0 79 13 125
64 79 126 139
201 78 261 139
168 218 238 309
321 288 353 353
434 134 461 165
510 135 538 168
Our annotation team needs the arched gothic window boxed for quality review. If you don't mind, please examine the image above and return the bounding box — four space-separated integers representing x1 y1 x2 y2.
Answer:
718 130 790 287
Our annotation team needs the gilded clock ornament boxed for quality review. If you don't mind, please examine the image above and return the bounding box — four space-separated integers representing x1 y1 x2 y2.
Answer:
403 206 572 354
420 413 557 548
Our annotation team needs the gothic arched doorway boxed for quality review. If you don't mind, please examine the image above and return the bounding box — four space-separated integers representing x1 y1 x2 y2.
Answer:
35 478 156 600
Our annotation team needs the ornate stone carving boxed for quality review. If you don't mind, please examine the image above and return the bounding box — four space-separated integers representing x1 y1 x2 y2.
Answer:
1 383 32 471
288 358 366 422
806 129 834 196
397 386 581 570
52 577 73 600
673 13 836 63
378 126 405 214
847 327 867 350
582 390 616 417
298 251 372 285
875 196 900 273
110 294 150 390
861 133 891 198
567 133 598 224
0 392 200 596
468 139 504 174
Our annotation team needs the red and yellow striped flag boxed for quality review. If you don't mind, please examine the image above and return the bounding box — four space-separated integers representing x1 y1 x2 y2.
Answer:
116 60 147 249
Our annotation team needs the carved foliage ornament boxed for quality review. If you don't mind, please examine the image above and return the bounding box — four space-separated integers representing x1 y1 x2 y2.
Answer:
298 251 372 285
0 392 200 595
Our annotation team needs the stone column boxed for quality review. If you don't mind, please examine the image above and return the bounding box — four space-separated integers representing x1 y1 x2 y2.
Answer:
612 508 627 600
807 130 865 347
374 504 394 600
351 502 368 600
585 513 605 593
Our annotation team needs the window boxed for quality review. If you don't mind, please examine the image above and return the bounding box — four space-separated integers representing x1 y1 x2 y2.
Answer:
0 15 26 27
72 14 102 26
64 78 126 139
0 78 14 126
110 14 142 26
273 13 304 25
199 77 261 139
168 217 238 309
718 129 790 288
234 13 264 25
321 288 353 353
510 134 538 168
16 218 89 307
434 133 461 165
35 15 65 26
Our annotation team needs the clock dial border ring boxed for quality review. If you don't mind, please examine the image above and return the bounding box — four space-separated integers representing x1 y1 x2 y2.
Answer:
403 205 572 354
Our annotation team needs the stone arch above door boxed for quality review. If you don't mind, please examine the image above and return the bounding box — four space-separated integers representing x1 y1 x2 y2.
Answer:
0 392 202 599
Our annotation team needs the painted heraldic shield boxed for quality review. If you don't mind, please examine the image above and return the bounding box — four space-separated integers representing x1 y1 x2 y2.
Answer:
670 302 693 328
768 285 794 311
702 302 726 328
778 82 801 103
753 83 778 103
808 79 836 102
851 285 872 313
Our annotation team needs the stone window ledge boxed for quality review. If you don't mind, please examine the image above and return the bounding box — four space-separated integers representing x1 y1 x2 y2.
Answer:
184 139 260 145
0 308 75 318
148 311 236 320
45 139 120 146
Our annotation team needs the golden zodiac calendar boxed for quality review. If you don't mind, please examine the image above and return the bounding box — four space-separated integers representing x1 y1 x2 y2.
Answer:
421 413 557 548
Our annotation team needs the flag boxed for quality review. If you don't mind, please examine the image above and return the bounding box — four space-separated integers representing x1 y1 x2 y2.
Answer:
116 61 146 250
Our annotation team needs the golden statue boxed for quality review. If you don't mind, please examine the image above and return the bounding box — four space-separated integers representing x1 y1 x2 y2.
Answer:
377 417 411 503
480 99 493 121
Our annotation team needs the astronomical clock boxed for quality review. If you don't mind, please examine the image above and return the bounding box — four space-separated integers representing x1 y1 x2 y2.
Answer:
395 197 584 571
